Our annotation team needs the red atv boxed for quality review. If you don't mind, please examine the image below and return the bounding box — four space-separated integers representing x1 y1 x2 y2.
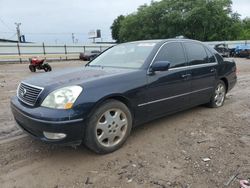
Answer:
29 57 52 72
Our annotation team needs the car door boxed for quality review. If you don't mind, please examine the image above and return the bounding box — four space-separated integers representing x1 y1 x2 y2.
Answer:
140 42 192 118
183 42 217 106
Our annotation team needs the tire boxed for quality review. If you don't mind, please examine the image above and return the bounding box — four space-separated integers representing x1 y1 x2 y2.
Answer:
208 80 226 108
29 65 36 72
84 100 132 154
43 64 52 72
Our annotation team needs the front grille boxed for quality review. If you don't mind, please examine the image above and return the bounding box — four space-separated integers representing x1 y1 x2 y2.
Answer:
17 82 43 106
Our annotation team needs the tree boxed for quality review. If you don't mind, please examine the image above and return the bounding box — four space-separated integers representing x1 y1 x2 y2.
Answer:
110 15 125 43
110 0 246 42
240 18 250 40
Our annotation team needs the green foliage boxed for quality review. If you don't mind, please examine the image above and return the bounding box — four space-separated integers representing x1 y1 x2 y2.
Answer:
110 15 125 43
111 0 249 42
239 18 250 40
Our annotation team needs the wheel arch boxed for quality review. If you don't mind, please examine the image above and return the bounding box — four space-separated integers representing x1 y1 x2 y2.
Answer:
220 77 229 93
86 94 135 122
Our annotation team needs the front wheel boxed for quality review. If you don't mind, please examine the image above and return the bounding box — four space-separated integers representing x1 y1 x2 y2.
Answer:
84 100 132 154
208 80 226 108
43 64 52 72
29 65 36 72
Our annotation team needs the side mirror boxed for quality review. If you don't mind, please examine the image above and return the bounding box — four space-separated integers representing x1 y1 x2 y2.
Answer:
149 61 170 73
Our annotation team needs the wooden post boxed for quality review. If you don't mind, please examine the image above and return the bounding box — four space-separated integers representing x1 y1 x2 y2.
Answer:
42 42 46 59
64 44 67 60
17 43 22 63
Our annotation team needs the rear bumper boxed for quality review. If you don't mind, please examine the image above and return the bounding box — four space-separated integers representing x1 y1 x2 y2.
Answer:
11 97 85 145
228 75 237 92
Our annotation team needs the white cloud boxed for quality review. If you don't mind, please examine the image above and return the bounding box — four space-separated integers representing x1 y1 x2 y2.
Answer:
0 0 153 42
232 0 250 18
0 0 249 43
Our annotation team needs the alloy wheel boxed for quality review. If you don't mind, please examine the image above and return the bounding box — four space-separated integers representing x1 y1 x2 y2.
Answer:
214 83 226 107
95 108 128 147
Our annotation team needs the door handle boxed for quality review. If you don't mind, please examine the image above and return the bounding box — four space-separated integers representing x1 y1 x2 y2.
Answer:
181 74 191 79
210 68 216 73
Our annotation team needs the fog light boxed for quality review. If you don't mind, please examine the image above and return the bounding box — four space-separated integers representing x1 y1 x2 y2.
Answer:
43 132 67 140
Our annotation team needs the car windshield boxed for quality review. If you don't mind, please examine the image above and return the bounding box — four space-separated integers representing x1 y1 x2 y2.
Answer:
88 42 156 69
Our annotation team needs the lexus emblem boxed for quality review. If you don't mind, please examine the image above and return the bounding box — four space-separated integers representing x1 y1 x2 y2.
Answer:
21 88 27 97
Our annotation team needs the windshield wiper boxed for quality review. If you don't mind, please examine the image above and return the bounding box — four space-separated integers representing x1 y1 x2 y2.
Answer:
86 64 103 68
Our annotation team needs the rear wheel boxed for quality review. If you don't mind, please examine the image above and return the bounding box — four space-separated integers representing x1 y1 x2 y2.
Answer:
208 80 226 108
84 100 132 154
29 65 36 72
43 64 52 72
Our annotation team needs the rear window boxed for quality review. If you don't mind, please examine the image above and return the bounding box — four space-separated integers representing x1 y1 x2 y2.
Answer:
205 48 216 63
215 53 224 64
184 42 208 66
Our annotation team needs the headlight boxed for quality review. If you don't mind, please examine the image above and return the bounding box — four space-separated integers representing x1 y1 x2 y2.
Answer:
41 86 83 109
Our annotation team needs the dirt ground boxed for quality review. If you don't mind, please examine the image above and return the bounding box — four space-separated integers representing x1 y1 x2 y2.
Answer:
0 59 249 188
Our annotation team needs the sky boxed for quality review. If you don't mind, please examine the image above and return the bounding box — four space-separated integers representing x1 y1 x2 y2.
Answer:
0 0 249 44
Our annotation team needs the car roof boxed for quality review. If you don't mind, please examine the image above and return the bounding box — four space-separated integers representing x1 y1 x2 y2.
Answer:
125 38 203 45
124 38 218 56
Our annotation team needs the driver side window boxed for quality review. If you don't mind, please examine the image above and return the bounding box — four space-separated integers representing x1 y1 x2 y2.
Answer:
154 42 186 68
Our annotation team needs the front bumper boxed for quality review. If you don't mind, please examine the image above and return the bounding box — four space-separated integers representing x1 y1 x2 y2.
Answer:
11 97 85 145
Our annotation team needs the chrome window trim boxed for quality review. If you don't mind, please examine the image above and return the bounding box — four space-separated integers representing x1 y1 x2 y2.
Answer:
168 62 218 71
17 82 44 106
138 87 213 107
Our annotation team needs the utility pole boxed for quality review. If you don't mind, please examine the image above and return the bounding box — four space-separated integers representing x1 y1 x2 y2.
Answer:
15 22 21 43
72 33 75 44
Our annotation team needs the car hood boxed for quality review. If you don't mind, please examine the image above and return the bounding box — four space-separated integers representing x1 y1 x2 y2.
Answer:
22 66 138 88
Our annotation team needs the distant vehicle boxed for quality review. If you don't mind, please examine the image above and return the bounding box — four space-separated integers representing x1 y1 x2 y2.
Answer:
28 57 52 72
79 50 101 61
214 43 230 57
234 45 250 58
11 39 237 154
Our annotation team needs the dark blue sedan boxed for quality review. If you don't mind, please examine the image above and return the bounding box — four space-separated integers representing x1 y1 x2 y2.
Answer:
11 39 237 154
